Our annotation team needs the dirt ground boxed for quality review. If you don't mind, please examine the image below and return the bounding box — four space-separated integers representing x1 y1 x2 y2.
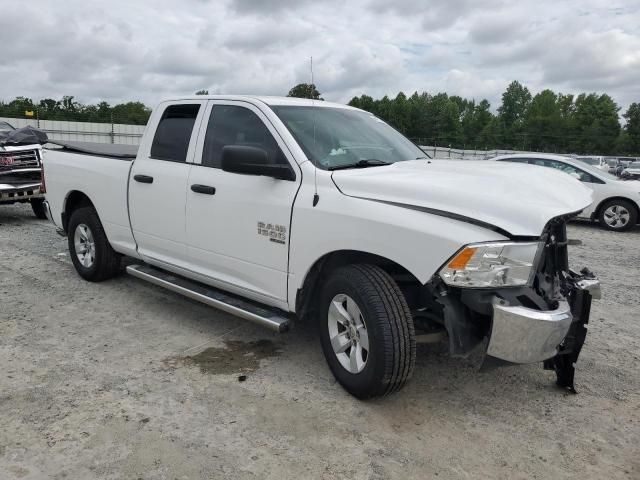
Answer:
1 203 638 480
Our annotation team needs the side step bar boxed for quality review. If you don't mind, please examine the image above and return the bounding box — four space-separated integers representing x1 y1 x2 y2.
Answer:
126 264 290 333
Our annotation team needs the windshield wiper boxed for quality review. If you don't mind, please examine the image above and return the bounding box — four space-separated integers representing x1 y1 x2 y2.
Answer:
328 159 391 171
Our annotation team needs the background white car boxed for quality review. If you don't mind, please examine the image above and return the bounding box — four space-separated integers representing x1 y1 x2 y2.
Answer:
493 153 640 231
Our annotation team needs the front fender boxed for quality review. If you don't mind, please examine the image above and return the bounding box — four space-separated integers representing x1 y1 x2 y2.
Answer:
287 187 509 311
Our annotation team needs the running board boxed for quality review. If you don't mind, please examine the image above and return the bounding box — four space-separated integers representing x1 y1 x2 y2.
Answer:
126 264 290 333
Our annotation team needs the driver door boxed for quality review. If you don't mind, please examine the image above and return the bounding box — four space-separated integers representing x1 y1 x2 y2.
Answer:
184 101 301 307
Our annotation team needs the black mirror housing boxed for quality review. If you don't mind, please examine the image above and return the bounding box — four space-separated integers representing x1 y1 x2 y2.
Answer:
221 145 295 181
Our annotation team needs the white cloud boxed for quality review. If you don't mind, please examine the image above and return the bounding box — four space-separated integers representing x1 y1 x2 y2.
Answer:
0 0 637 112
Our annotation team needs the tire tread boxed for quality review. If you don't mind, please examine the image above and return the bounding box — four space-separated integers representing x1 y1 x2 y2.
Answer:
322 264 416 398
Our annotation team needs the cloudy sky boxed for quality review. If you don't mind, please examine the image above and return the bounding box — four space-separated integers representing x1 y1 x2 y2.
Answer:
1 0 638 111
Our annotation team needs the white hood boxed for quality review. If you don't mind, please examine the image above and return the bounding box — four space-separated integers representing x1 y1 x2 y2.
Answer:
331 160 594 237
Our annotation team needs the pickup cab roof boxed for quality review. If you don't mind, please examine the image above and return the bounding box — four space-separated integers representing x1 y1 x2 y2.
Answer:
159 95 356 110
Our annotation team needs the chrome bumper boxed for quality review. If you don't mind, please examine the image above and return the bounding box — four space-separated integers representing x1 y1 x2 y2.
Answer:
0 183 43 202
487 298 574 364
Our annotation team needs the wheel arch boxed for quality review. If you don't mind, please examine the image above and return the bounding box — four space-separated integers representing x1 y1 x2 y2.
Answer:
593 196 640 219
295 249 424 321
62 190 95 233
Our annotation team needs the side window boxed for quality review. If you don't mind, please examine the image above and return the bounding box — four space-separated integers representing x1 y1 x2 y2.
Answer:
545 160 593 182
150 104 200 162
202 105 288 168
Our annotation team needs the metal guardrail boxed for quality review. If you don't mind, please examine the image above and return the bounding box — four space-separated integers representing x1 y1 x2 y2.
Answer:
0 116 144 145
38 127 143 141
418 145 640 162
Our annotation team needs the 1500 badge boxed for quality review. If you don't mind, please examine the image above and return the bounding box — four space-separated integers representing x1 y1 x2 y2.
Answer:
258 222 287 245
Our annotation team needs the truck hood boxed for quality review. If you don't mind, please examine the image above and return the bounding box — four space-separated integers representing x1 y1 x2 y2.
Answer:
1 143 41 152
331 159 594 237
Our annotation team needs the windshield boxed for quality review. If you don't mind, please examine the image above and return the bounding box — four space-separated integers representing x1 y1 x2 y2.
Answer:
271 106 428 170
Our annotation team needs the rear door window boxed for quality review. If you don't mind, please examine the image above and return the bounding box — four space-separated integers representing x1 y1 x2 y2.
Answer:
150 104 201 162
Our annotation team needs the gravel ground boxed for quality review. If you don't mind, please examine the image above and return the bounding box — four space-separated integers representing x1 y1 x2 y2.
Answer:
1 203 638 480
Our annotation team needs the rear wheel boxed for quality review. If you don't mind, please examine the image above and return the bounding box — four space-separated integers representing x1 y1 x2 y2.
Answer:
598 199 637 231
318 264 415 398
30 198 47 219
68 207 121 281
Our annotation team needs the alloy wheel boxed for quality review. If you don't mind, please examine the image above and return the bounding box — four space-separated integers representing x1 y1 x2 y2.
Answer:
327 294 370 374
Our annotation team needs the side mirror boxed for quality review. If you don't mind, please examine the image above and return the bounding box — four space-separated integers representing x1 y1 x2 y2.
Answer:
221 145 295 181
569 172 581 180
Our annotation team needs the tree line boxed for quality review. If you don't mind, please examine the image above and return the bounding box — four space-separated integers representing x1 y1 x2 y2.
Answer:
346 81 639 155
287 81 639 156
0 96 151 125
2 81 639 155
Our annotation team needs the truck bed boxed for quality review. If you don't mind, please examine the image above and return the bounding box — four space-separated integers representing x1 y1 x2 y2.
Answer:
43 147 137 256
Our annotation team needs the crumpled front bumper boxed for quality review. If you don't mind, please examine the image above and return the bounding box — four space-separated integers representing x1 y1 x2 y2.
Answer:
484 271 600 392
487 278 600 364
488 299 573 363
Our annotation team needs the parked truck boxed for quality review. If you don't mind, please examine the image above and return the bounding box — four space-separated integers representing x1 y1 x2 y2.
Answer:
0 122 47 218
42 96 600 398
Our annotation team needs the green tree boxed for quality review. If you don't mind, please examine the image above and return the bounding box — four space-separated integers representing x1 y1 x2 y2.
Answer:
623 102 640 152
426 93 461 146
498 81 531 147
195 89 209 95
111 101 152 125
458 99 494 148
524 89 562 151
477 117 505 150
570 93 620 154
614 132 635 155
287 83 323 100
389 92 410 134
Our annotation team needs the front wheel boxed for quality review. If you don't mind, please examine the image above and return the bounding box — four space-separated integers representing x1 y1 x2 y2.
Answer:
30 198 48 219
598 199 638 231
67 206 121 281
319 264 416 398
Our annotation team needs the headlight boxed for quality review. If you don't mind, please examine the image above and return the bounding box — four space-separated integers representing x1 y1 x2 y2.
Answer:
439 241 541 288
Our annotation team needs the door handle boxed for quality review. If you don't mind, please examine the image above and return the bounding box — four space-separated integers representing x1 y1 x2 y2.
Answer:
190 184 216 195
134 174 154 184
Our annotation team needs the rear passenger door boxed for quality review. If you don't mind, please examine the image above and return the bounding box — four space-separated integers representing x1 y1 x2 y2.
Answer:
129 101 206 266
184 101 300 307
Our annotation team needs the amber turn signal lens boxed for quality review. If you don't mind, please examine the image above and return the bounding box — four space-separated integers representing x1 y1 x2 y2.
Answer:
447 247 477 270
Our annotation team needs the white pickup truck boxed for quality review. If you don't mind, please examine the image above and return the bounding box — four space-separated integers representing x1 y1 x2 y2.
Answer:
42 96 600 398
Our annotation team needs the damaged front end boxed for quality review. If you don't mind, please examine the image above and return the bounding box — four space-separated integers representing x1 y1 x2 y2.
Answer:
421 216 599 393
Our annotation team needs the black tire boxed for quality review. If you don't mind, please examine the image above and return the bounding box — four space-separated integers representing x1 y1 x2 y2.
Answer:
598 199 638 232
31 198 48 219
318 264 416 399
67 206 121 282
